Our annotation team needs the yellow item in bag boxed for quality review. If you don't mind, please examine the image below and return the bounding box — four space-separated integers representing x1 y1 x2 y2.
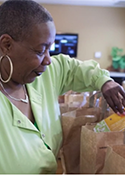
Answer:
94 113 125 132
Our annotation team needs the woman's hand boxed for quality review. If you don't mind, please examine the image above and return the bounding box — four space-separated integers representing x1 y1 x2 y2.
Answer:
101 81 125 114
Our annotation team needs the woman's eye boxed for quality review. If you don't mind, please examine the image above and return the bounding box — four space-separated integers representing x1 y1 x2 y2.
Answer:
36 51 45 56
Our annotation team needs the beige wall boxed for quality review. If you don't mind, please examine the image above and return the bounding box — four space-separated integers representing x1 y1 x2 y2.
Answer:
42 4 125 69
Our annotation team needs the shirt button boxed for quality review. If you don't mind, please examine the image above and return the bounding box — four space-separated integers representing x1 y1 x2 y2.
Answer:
17 120 21 124
42 134 45 138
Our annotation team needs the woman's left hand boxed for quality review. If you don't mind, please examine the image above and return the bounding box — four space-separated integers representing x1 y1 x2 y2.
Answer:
101 80 125 114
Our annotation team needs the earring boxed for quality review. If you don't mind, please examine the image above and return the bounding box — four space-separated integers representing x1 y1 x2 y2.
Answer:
0 55 13 83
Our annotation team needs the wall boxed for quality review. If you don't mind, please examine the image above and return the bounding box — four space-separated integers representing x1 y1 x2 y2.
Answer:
41 4 125 69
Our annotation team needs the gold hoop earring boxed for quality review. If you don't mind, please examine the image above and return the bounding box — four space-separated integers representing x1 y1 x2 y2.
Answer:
0 55 13 83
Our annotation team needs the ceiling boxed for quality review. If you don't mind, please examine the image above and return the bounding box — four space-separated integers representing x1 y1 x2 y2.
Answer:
34 0 125 7
0 0 125 7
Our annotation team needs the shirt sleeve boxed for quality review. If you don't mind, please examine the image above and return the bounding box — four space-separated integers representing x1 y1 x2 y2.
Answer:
50 54 113 95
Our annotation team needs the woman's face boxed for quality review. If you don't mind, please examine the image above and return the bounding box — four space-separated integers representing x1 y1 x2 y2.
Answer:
8 21 56 84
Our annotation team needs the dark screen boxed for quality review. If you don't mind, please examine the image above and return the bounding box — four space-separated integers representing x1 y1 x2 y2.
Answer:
49 33 78 58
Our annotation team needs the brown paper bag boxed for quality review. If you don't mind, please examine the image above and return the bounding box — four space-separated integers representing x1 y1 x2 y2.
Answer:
60 107 101 174
59 91 89 114
59 92 90 114
59 102 85 115
59 103 69 114
80 124 125 174
103 145 125 174
64 91 85 104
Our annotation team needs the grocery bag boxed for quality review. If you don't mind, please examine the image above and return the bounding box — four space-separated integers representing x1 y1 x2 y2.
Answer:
60 107 100 174
80 123 125 174
59 103 69 114
103 144 125 174
59 91 89 114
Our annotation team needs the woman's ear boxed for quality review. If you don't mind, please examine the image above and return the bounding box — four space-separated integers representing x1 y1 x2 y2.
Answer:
0 34 13 54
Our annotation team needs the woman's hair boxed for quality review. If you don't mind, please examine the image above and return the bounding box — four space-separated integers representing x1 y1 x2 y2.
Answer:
0 0 53 41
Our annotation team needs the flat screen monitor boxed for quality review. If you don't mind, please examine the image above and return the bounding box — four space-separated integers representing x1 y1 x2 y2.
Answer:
110 71 125 85
49 33 78 58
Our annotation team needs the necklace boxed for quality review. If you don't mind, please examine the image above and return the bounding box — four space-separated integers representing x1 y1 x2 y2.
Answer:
0 82 28 103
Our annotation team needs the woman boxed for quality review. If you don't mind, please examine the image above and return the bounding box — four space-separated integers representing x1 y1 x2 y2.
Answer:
0 0 125 173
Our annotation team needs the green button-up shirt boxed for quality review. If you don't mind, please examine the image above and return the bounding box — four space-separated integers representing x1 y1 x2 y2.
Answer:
0 54 112 173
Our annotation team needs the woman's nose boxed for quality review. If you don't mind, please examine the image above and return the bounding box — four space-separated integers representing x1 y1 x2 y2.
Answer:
42 50 52 65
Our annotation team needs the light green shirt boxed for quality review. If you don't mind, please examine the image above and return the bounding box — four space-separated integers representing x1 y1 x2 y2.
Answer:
0 54 112 174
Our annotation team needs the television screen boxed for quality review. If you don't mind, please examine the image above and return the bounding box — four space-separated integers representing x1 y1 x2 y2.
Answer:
49 33 78 58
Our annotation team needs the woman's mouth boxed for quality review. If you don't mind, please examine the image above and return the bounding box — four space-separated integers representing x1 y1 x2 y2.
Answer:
34 71 43 76
34 67 47 76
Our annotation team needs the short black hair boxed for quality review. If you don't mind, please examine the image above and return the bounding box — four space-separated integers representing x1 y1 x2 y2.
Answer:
0 0 53 41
